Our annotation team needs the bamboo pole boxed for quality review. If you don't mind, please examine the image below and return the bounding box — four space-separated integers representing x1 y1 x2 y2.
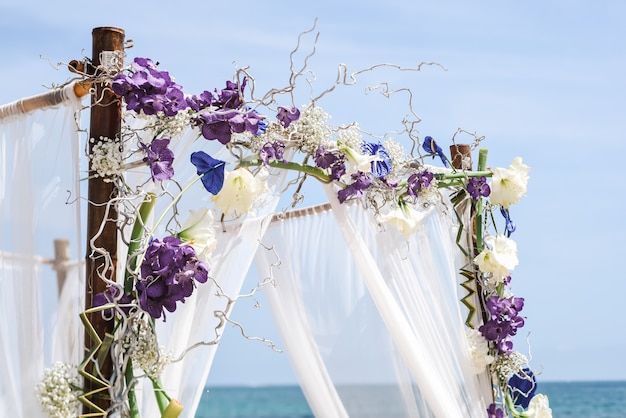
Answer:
0 81 89 121
84 26 125 414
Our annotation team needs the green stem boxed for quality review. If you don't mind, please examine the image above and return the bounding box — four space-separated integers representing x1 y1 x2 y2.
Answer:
126 359 140 418
131 175 204 274
125 193 157 294
475 149 488 252
434 170 492 180
150 377 171 414
239 159 332 183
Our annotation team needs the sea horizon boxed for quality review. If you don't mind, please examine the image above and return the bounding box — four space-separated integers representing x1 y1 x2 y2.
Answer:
198 380 626 417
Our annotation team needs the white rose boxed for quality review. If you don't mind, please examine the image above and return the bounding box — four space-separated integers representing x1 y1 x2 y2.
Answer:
465 328 494 374
378 204 426 240
177 208 217 261
212 167 269 217
525 394 552 418
490 157 530 208
474 235 518 282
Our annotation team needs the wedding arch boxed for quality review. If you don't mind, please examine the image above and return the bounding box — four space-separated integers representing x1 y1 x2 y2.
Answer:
0 26 551 418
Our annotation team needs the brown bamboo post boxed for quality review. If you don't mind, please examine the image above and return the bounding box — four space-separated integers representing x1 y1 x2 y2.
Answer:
450 143 472 170
84 26 125 414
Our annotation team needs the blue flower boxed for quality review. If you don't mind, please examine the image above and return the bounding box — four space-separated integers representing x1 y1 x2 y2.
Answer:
500 207 516 237
190 151 226 195
422 136 450 168
361 141 392 178
508 368 537 409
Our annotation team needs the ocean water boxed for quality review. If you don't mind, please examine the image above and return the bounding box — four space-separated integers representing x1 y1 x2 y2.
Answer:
196 381 626 418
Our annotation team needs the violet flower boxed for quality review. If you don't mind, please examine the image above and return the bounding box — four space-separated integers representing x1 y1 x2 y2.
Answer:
314 147 346 181
218 79 246 109
93 285 134 319
277 106 300 128
362 141 392 178
481 295 526 353
407 170 434 197
422 136 450 168
190 151 226 195
142 138 175 181
467 176 491 200
337 171 372 203
259 141 286 166
112 57 188 117
486 403 504 418
137 236 209 320
508 368 537 409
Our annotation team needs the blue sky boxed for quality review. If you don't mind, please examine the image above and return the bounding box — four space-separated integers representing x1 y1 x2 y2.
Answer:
1 0 625 385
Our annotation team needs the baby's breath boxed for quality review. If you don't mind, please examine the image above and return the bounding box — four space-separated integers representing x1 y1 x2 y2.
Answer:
36 362 81 418
89 136 123 181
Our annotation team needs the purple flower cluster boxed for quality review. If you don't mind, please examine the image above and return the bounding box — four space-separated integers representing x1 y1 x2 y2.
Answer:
259 141 286 166
276 106 300 128
137 236 209 320
142 138 175 181
406 170 434 197
92 285 133 319
190 79 264 144
479 295 525 353
467 176 491 200
112 58 187 117
314 146 346 181
486 403 504 418
338 171 372 203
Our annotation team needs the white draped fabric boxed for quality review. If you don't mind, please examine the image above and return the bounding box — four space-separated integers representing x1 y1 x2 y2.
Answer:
1 88 493 418
121 124 292 417
0 84 83 418
256 185 491 417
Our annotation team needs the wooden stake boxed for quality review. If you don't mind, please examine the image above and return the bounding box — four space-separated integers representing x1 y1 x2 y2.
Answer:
84 26 125 414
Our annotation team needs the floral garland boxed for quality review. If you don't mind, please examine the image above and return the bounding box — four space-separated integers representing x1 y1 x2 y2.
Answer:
36 40 551 418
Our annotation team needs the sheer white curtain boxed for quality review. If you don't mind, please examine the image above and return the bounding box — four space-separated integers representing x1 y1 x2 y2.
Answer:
257 185 491 417
256 204 430 417
0 84 83 418
119 123 292 417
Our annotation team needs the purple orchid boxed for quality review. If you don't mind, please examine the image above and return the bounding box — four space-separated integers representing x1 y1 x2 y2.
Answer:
93 285 134 319
362 141 392 178
337 171 372 203
314 146 346 181
508 368 537 409
190 151 226 195
259 141 286 166
112 57 188 117
276 106 300 128
142 138 175 181
136 236 209 320
186 90 216 112
486 403 504 418
406 170 434 197
422 136 450 168
218 79 246 109
481 295 526 353
467 176 491 200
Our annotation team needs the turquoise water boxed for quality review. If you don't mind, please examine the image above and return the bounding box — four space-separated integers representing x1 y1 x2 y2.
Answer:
196 381 626 417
